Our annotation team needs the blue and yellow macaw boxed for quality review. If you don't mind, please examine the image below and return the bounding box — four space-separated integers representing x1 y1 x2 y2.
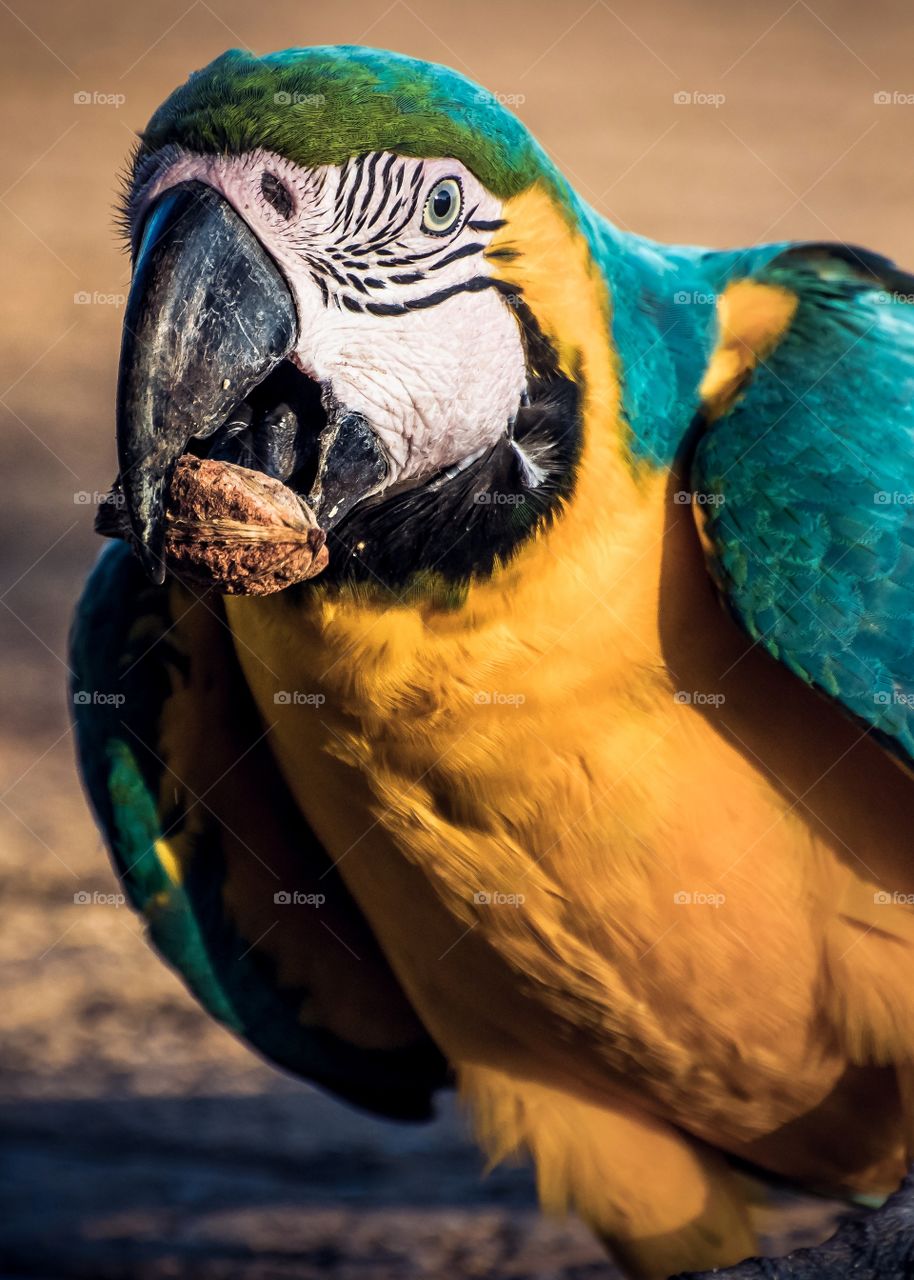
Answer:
71 45 914 1278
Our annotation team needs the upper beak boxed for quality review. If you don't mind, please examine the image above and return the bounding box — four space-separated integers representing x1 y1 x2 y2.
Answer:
116 181 298 582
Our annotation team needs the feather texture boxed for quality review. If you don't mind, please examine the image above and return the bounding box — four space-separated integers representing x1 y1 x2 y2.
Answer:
74 45 914 1279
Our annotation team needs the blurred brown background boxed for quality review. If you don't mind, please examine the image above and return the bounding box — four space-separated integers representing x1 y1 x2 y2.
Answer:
2 1 913 1275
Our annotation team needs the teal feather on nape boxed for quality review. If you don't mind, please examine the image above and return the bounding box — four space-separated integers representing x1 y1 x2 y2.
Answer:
692 243 914 769
70 541 448 1119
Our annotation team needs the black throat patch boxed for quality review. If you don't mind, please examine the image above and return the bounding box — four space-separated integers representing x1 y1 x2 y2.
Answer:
317 302 583 595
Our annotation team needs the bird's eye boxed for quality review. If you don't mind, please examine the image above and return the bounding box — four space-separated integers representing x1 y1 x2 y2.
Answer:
422 178 462 235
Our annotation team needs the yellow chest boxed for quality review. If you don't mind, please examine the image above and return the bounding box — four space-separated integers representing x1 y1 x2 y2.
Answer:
221 176 913 1178
223 466 914 1189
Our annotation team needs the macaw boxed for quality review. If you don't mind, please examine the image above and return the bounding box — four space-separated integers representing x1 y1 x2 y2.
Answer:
70 44 914 1279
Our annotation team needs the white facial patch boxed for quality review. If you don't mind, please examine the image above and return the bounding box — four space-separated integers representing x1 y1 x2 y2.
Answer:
130 148 527 487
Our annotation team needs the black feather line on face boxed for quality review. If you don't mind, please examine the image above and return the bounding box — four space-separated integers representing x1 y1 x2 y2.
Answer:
363 275 496 316
351 151 382 236
310 272 330 307
429 242 486 271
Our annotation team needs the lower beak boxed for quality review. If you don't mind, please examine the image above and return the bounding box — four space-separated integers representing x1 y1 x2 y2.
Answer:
117 181 297 582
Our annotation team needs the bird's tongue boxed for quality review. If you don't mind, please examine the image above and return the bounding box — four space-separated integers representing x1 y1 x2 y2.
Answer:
200 368 390 530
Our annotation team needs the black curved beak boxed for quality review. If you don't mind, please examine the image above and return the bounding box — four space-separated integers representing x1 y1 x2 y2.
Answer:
116 181 297 582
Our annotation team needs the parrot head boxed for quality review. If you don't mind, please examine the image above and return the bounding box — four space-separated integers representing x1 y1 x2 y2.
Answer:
116 46 606 589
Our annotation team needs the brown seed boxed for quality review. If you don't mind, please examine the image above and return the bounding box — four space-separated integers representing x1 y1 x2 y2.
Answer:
96 455 329 596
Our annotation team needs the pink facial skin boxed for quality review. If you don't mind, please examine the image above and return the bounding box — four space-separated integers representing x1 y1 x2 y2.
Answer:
130 148 527 486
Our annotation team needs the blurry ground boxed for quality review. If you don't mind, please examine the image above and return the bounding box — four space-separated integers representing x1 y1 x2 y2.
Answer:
1 0 911 1274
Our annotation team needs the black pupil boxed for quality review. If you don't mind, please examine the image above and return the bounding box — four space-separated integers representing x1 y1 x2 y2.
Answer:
261 172 294 219
432 187 453 219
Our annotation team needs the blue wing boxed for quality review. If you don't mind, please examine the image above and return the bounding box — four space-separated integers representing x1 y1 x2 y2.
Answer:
70 541 447 1118
691 244 914 769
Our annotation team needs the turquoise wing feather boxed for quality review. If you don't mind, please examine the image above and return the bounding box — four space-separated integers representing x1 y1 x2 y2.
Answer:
691 244 914 768
70 541 447 1118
